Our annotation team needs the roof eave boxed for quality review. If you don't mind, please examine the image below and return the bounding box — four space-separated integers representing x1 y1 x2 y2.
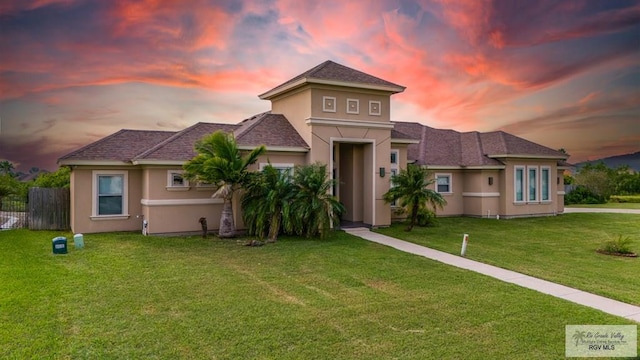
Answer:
238 145 310 153
487 154 568 160
58 160 133 166
390 138 420 144
259 77 405 100
131 160 187 165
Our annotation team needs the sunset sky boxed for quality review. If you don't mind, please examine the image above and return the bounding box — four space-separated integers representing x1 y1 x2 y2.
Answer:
1 0 639 173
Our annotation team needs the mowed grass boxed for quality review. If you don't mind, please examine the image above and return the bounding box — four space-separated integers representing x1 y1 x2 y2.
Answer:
1 229 637 359
376 213 640 306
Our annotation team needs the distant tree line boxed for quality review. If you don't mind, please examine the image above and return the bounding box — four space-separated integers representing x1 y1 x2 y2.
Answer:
565 162 640 204
0 160 70 200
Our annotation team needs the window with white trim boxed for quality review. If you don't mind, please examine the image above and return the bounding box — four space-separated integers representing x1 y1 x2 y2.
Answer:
514 166 525 202
528 166 538 202
167 170 189 188
541 166 550 201
259 163 294 176
436 173 452 194
390 150 400 206
93 170 128 216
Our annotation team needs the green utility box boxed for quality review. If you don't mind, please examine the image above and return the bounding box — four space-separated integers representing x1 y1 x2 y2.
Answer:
52 236 67 254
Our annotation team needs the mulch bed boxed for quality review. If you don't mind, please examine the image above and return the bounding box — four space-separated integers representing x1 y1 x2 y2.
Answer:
595 249 638 258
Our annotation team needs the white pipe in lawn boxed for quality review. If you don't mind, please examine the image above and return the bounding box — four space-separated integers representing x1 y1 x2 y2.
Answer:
461 233 469 257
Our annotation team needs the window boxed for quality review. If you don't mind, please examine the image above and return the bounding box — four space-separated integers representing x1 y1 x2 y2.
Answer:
528 166 538 202
436 174 452 193
259 163 294 176
369 101 381 116
323 96 336 113
346 99 359 114
389 150 400 206
167 170 189 190
541 167 550 201
92 170 128 217
514 167 524 202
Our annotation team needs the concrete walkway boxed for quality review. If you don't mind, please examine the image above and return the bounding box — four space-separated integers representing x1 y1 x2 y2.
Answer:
343 227 640 323
564 207 640 214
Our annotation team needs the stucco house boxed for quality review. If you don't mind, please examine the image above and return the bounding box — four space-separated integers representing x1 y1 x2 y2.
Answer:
59 60 569 235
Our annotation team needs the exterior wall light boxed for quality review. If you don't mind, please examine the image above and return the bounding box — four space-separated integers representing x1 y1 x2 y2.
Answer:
379 167 385 177
488 176 494 185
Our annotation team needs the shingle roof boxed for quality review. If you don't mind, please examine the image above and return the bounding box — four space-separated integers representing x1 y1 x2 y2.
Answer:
235 112 309 148
58 129 176 162
58 112 309 164
259 60 405 99
392 122 566 167
135 123 239 161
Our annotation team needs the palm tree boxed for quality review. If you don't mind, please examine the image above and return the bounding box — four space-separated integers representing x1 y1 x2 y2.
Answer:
241 164 294 243
0 161 15 177
383 164 447 231
183 131 266 238
288 163 344 239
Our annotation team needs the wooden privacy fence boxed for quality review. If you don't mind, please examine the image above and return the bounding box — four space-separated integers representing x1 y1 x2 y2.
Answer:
29 187 70 230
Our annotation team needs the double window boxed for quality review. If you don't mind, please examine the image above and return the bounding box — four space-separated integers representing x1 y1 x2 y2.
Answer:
514 166 551 203
93 170 128 217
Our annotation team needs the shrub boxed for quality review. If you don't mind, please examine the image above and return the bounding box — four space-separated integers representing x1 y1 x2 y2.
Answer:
564 185 606 205
609 195 640 203
598 235 635 255
412 208 438 227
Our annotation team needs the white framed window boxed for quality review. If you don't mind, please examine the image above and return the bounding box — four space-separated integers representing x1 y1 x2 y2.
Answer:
389 150 400 206
323 96 336 113
541 166 551 202
514 166 525 203
390 149 399 166
369 100 381 116
92 170 128 217
435 173 452 194
259 163 294 176
346 98 359 114
167 170 189 191
528 166 538 202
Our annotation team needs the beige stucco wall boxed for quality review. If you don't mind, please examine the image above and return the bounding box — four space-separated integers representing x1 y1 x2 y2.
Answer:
429 169 464 216
500 158 561 218
270 87 313 149
461 170 501 217
309 86 392 122
70 166 143 234
309 124 392 227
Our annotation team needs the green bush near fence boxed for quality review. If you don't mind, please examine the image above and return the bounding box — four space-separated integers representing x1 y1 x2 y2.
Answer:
1 195 27 212
609 195 640 203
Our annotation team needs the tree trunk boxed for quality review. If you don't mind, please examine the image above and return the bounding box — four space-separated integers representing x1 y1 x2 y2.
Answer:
218 198 235 238
267 212 281 243
407 201 418 231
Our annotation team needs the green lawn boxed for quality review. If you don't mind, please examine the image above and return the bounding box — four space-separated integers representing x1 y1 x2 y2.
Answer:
376 213 640 306
1 229 637 359
566 202 640 209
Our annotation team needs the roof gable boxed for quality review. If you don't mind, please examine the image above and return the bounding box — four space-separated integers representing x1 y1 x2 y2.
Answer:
235 112 309 149
259 60 405 99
